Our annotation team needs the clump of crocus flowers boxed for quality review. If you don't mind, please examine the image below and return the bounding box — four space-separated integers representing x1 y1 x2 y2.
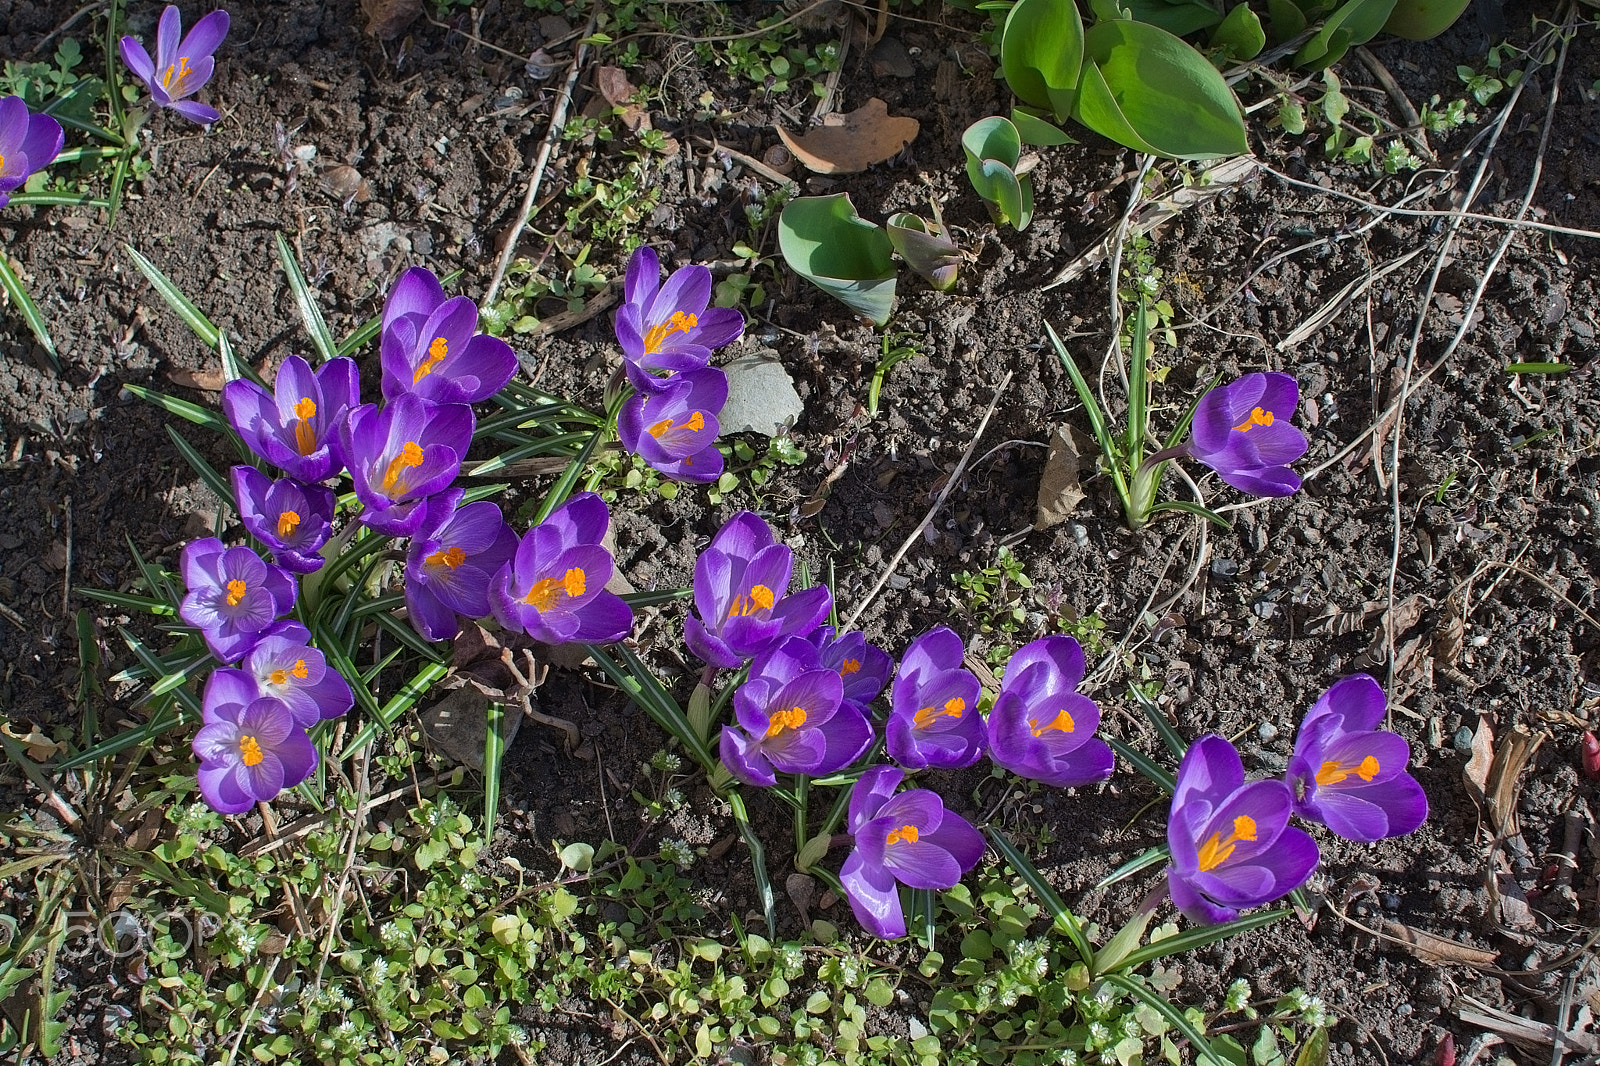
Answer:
612 247 745 483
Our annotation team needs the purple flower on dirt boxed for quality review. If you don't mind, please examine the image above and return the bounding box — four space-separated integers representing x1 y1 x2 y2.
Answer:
222 355 359 484
179 537 298 663
1285 674 1427 842
0 95 64 209
341 394 474 537
490 492 633 645
404 490 518 642
193 668 315 813
885 627 985 771
118 6 230 126
802 625 892 717
683 511 832 671
378 266 517 405
720 637 874 787
616 366 727 483
1184 372 1306 497
615 247 744 390
240 628 353 729
1166 735 1319 925
230 465 336 574
840 765 985 939
986 636 1113 789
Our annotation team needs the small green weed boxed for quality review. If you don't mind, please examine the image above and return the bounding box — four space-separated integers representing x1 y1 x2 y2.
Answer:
948 547 1108 668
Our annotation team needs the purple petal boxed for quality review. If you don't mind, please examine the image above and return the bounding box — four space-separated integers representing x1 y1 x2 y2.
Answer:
197 762 254 814
565 591 634 644
1166 866 1240 925
1307 674 1386 734
685 613 741 669
385 267 446 328
721 725 777 787
20 113 63 171
1004 635 1085 693
156 6 182 70
882 835 963 889
848 765 905 833
119 38 156 84
179 10 231 63
624 246 660 307
1214 465 1302 497
649 264 712 324
922 810 985 873
710 511 776 559
689 306 745 350
840 848 905 939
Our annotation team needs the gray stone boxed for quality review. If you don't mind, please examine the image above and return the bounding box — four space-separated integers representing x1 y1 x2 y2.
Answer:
718 349 804 436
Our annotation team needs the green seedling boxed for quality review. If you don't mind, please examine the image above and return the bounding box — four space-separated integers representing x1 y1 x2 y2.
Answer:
886 208 961 291
962 116 1034 231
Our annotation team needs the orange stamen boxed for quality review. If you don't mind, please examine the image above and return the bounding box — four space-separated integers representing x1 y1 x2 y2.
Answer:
1196 815 1259 872
840 658 861 676
885 824 919 847
642 311 699 354
161 56 193 93
225 579 248 606
293 397 318 456
726 584 776 619
239 734 264 767
524 567 587 611
1314 755 1381 787
426 545 467 570
1233 406 1275 433
413 337 449 383
913 696 966 731
277 510 301 539
764 707 808 738
379 441 425 497
1029 709 1076 737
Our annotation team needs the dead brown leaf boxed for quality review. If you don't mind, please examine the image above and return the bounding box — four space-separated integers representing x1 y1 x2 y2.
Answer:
593 66 680 155
776 98 919 175
1463 711 1495 806
166 367 226 392
1033 423 1088 530
360 0 420 39
1382 919 1499 966
1485 725 1544 837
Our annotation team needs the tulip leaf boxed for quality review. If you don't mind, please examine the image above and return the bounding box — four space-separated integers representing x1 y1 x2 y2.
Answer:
1075 19 1250 159
1116 0 1225 34
1294 0 1399 69
1211 2 1267 60
885 213 961 292
778 194 897 326
1265 0 1309 41
1000 0 1084 112
1383 0 1470 39
963 117 1033 231
1010 107 1076 147
0 255 61 374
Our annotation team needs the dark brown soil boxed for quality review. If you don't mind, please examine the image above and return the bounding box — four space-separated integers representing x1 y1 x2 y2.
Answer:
2 0 1597 1063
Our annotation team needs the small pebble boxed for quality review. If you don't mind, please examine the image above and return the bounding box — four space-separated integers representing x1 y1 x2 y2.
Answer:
1381 893 1400 910
1453 726 1475 753
1257 722 1278 742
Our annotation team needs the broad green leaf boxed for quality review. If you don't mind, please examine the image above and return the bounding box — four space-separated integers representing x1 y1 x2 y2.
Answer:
982 159 1032 230
1383 0 1470 39
1266 0 1309 41
1293 1028 1330 1066
777 194 896 326
1211 3 1267 60
1011 107 1076 146
1294 0 1399 69
885 213 961 292
1075 19 1250 160
1000 0 1085 113
963 118 1032 230
1118 0 1225 34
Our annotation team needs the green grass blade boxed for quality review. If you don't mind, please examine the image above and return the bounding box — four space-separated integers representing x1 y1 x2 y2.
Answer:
315 621 383 721
1101 972 1229 1065
53 703 188 771
0 255 60 374
372 611 447 664
1127 299 1148 468
729 791 777 933
618 588 692 609
338 660 449 758
913 888 937 950
1506 362 1570 373
1128 684 1187 760
482 701 505 839
1094 844 1171 891
125 244 221 350
75 587 173 615
123 532 180 605
5 191 111 208
119 628 203 716
467 433 592 477
275 232 337 363
165 425 234 502
1105 734 1176 793
1112 908 1288 974
531 429 602 525
107 147 130 225
586 643 717 772
335 312 382 359
1046 321 1130 502
1146 500 1233 530
986 826 1094 965
122 382 232 434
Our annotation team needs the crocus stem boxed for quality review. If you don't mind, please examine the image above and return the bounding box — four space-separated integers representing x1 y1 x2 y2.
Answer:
794 773 810 855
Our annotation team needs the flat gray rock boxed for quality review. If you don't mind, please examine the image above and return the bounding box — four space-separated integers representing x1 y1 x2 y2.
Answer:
718 349 804 436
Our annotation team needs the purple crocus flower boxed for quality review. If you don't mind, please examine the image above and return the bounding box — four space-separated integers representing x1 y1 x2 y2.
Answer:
684 511 832 671
802 625 892 717
341 394 474 536
1184 372 1306 497
986 636 1113 789
490 492 633 645
885 628 985 770
240 631 353 729
839 765 985 939
119 6 230 126
1285 675 1427 843
193 668 315 814
404 490 518 642
615 247 745 391
0 95 64 209
221 355 359 484
179 537 298 663
1166 735 1319 925
720 637 874 787
616 367 727 483
230 465 336 574
378 267 518 405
